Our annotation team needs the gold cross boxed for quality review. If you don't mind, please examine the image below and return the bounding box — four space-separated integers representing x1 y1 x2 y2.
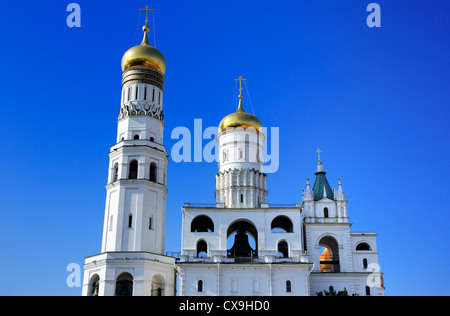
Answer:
139 5 156 27
235 76 247 98
316 148 322 163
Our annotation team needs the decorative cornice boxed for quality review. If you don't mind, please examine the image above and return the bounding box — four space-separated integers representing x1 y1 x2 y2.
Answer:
118 100 164 124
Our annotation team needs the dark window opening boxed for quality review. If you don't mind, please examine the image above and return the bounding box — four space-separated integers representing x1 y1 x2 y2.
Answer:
129 160 138 179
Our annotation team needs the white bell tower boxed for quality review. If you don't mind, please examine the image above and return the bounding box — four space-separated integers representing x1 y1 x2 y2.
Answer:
82 6 176 296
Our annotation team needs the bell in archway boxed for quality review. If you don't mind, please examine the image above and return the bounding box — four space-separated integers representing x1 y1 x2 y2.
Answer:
230 230 254 257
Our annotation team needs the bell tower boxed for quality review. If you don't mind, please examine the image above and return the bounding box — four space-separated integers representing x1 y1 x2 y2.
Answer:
82 6 176 296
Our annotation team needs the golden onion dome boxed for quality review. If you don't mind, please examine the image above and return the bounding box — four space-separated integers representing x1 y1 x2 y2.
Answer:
121 25 166 74
218 96 263 133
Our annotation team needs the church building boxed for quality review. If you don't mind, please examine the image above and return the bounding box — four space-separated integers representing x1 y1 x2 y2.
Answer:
82 6 384 296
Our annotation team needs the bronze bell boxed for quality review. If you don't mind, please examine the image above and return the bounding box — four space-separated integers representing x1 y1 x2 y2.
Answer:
230 230 254 257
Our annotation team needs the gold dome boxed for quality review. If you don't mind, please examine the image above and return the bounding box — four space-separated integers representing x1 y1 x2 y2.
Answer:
218 96 263 133
121 25 166 74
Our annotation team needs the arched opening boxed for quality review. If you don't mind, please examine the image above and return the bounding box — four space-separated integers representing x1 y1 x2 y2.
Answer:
191 215 214 232
151 274 165 296
150 137 155 142
363 258 368 269
286 280 292 293
365 286 371 296
197 240 208 258
198 280 203 293
324 207 329 218
88 274 100 296
318 236 340 272
356 242 372 251
227 220 258 261
271 216 293 233
150 162 157 182
133 134 140 140
128 160 138 179
115 273 133 296
113 163 119 182
277 240 289 258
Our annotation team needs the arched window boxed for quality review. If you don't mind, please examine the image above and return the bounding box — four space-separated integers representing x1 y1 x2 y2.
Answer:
363 258 368 269
113 163 119 182
197 240 208 258
365 286 371 296
271 216 293 233
286 280 292 293
134 134 140 140
240 194 244 203
324 207 329 218
151 275 165 296
129 160 138 179
277 240 289 258
198 280 203 293
150 137 155 142
191 215 214 232
88 274 100 296
319 236 340 272
115 273 133 296
356 243 372 251
150 162 157 182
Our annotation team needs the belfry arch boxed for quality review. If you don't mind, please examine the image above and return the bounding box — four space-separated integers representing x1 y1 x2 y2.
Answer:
227 219 258 259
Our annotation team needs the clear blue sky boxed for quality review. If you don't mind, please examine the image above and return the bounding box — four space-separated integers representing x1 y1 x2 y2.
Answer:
0 0 448 296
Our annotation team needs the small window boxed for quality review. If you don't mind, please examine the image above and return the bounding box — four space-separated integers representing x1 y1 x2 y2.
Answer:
152 89 155 102
365 286 371 296
356 243 371 251
128 87 131 101
324 207 329 218
113 163 119 182
150 137 154 142
286 280 292 293
240 194 244 203
134 135 140 140
144 87 147 100
135 86 139 100
198 280 203 293
149 216 153 230
150 162 157 182
363 258 368 269
129 160 138 179
329 286 334 293
223 150 227 162
128 214 132 228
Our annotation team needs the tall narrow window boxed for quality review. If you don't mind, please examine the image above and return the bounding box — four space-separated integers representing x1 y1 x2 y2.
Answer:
149 216 153 230
109 215 113 231
113 163 119 182
128 214 132 228
286 280 292 293
198 280 203 293
152 89 155 102
129 160 138 179
150 162 157 182
363 258 368 269
158 92 161 104
240 194 244 203
144 86 147 100
135 86 139 100
324 207 329 218
365 286 371 296
128 87 131 101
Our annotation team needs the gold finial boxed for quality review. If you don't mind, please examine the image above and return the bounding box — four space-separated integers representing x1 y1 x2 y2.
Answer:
235 76 247 99
316 148 322 163
139 5 156 28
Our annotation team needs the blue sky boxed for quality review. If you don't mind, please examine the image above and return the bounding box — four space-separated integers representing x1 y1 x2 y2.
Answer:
0 0 449 295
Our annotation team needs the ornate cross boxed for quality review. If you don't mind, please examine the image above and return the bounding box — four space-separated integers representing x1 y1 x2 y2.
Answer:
235 76 247 97
316 148 322 163
139 5 156 27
